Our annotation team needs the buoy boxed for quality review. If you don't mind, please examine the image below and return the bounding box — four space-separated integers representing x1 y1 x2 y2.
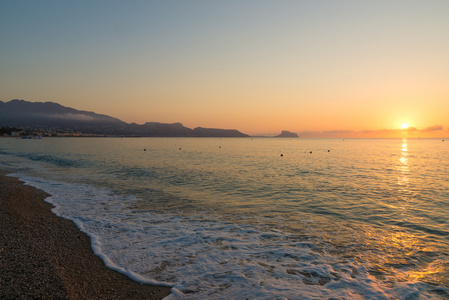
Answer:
179 148 182 150
328 150 330 152
309 151 312 154
144 149 146 151
280 154 283 157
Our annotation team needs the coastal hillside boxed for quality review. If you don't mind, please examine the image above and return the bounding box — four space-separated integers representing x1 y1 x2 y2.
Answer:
0 99 249 137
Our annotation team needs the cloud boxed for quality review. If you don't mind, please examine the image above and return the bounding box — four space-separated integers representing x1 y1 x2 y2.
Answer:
299 125 448 138
49 113 95 121
423 125 443 131
361 128 415 134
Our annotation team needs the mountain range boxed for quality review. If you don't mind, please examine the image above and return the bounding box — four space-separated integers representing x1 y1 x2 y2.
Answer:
0 99 251 137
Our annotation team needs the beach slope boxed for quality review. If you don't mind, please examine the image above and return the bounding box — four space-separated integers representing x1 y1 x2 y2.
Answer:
0 171 171 299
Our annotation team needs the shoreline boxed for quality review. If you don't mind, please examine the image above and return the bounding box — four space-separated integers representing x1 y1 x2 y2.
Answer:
0 170 172 299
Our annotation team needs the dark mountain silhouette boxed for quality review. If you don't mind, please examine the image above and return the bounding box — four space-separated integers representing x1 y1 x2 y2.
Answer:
193 127 248 137
275 130 299 138
0 99 249 137
0 99 127 135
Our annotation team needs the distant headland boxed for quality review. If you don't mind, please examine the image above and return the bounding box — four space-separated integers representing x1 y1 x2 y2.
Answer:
275 131 299 138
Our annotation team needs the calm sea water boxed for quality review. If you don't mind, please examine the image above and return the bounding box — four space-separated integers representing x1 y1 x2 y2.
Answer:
1 137 448 299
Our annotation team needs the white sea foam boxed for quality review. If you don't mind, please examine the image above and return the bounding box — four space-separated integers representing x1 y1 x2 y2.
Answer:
9 171 439 299
10 173 171 287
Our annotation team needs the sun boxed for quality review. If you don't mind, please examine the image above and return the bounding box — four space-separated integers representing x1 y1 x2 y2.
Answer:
401 123 409 129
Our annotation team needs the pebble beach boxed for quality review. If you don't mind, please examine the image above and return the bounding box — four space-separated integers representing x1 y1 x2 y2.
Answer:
0 170 171 300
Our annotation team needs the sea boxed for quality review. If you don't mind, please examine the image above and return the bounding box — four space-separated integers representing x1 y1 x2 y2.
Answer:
1 137 448 299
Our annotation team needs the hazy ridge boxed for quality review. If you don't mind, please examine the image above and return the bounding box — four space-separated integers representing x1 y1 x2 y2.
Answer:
0 100 250 137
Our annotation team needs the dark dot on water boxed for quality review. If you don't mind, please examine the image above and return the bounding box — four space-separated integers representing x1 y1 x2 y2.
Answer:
328 150 330 152
310 151 312 154
144 149 146 151
179 148 182 150
280 154 283 157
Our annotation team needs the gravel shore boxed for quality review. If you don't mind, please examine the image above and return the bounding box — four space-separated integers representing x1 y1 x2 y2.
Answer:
0 171 172 299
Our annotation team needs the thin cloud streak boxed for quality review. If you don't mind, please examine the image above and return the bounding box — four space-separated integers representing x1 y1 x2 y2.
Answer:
423 125 443 131
299 125 448 138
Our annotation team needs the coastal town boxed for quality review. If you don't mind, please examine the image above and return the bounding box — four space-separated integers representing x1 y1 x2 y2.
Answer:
0 126 103 138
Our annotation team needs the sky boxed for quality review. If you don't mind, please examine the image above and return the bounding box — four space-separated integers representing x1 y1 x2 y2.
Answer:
1 0 448 137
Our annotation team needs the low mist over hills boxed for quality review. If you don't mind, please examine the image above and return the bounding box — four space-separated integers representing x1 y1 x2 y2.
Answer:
0 100 249 137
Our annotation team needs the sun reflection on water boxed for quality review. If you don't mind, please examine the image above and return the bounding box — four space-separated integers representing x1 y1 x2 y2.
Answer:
339 139 449 289
353 226 447 287
398 138 409 186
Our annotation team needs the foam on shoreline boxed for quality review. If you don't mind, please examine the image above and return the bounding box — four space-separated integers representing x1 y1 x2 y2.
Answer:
6 171 443 299
0 170 172 299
